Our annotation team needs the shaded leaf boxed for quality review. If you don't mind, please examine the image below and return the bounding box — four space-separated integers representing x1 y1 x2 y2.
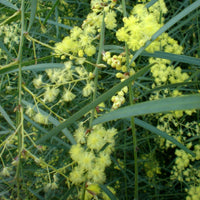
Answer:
27 0 37 32
0 105 16 129
93 94 200 124
99 184 117 200
0 0 18 10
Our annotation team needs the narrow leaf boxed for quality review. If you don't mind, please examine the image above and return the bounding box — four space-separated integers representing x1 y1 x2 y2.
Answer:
9 63 65 73
99 185 117 200
35 17 72 30
141 51 200 66
0 105 16 129
145 0 158 8
0 0 18 10
43 0 59 25
134 118 195 156
27 0 37 32
92 94 200 125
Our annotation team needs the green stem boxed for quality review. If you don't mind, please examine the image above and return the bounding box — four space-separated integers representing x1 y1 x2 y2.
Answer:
0 10 20 27
89 11 105 129
122 0 138 199
16 0 25 198
81 181 86 200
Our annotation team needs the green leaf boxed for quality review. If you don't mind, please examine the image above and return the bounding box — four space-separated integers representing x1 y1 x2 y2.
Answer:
99 184 117 200
27 0 37 32
0 0 18 10
0 105 16 129
9 63 65 73
130 0 200 65
37 64 152 144
145 0 158 8
141 51 200 66
0 55 54 75
134 118 195 156
139 81 200 99
92 94 200 125
35 17 72 30
43 0 59 25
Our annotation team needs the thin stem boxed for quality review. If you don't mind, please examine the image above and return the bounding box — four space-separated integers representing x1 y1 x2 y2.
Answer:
89 11 105 128
16 0 25 198
0 10 20 27
25 34 98 68
122 0 138 199
81 181 86 200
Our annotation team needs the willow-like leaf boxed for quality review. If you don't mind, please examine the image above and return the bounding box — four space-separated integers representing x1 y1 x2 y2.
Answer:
93 94 200 125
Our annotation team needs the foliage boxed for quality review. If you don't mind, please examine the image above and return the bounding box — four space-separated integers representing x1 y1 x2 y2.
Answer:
0 0 200 200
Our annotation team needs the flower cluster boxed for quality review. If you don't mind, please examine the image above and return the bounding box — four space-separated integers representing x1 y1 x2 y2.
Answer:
103 51 135 72
170 144 200 199
27 60 97 124
102 51 136 109
69 124 117 198
116 1 173 53
55 0 119 60
141 153 161 179
149 58 188 87
0 22 20 61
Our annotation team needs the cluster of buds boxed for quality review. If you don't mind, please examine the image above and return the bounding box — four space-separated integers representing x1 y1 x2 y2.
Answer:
111 87 127 109
103 51 135 72
91 0 117 13
103 51 136 109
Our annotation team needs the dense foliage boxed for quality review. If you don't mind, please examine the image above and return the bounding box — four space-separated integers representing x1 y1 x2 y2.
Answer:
0 0 200 199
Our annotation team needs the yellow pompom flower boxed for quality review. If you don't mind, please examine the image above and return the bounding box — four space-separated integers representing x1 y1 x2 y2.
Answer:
69 144 84 162
69 166 85 185
62 89 76 102
33 75 43 89
105 10 117 30
43 87 60 102
78 151 95 170
87 166 106 184
83 81 95 97
87 131 105 151
74 124 86 144
33 113 48 125
84 45 96 56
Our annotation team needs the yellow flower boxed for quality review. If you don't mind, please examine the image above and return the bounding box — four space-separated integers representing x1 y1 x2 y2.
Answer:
69 166 85 185
105 10 117 30
83 81 95 97
87 166 106 184
96 152 111 169
78 151 95 170
62 89 76 102
33 75 43 89
1 167 10 177
43 87 60 102
33 113 48 125
69 144 84 162
84 45 96 56
87 131 105 151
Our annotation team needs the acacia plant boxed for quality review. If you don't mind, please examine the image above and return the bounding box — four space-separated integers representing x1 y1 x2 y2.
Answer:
0 0 200 200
